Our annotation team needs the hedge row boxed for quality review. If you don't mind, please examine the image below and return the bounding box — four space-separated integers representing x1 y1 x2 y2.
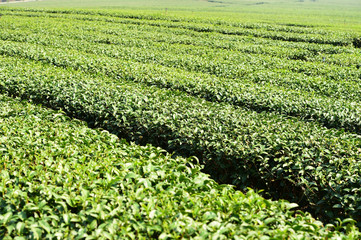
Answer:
2 8 357 47
1 40 361 136
1 55 361 225
4 94 355 239
1 14 359 66
1 14 360 84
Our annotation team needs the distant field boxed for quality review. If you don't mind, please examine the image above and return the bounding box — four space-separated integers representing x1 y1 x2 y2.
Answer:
2 0 361 32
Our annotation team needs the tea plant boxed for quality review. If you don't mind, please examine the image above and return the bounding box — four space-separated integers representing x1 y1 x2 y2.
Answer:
2 94 358 239
1 55 361 225
0 7 361 232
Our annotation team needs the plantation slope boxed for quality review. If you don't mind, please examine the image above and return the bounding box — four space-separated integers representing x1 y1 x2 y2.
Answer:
2 94 358 239
2 55 361 226
0 39 361 135
2 8 359 47
1 14 360 94
3 10 361 72
0 11 360 134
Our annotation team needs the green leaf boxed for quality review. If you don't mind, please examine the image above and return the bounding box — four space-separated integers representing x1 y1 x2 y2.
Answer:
16 222 26 234
2 212 13 225
39 220 51 233
31 227 43 240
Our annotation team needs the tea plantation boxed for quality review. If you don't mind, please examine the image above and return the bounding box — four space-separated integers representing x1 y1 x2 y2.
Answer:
0 5 361 239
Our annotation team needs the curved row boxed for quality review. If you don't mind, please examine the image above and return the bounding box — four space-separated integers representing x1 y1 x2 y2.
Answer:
1 55 361 225
0 15 359 100
1 40 361 135
4 94 352 238
3 8 357 47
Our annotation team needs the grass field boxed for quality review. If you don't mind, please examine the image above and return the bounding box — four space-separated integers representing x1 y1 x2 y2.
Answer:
3 0 361 32
1 0 361 238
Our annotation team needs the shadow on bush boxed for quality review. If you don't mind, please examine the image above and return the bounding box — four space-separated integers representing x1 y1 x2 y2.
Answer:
353 37 361 48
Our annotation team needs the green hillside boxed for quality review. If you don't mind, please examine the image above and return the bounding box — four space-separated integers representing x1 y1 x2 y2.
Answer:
1 1 361 238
